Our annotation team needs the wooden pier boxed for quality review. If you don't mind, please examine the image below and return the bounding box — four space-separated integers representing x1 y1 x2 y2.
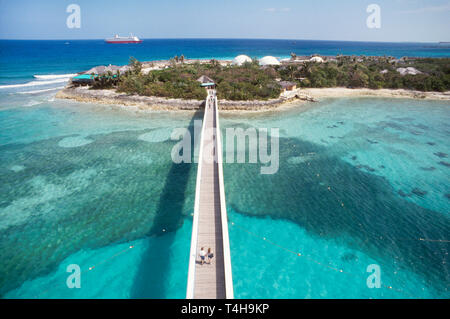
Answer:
186 90 233 299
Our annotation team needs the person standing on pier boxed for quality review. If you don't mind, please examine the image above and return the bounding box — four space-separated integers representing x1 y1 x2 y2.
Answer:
207 248 214 264
199 247 206 265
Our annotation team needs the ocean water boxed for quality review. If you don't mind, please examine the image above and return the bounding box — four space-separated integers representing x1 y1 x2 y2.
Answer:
0 95 201 298
1 39 450 87
222 98 450 298
0 39 449 299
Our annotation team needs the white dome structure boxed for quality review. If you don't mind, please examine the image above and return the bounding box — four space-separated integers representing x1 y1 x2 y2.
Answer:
232 55 252 66
310 56 324 63
259 56 281 66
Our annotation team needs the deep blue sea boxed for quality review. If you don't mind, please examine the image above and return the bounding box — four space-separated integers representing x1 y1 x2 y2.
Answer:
0 39 449 298
1 39 450 86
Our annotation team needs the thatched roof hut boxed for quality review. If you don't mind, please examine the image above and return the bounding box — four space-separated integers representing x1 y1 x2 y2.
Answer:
196 75 215 84
279 81 297 91
83 65 126 75
84 65 108 75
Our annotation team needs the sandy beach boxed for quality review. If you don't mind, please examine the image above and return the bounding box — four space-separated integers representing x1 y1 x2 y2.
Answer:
55 86 313 112
300 88 450 101
56 85 450 113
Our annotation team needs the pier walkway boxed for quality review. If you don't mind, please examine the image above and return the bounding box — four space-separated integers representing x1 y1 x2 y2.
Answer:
186 90 233 299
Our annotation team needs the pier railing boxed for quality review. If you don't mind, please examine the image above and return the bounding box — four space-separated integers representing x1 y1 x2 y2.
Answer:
186 91 234 299
186 97 208 299
214 94 234 299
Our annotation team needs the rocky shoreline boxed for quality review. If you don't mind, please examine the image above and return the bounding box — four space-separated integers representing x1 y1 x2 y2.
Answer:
55 86 316 111
55 86 450 112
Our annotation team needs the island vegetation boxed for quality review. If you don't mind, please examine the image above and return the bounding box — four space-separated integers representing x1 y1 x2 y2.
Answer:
92 57 281 101
282 56 450 92
86 56 449 101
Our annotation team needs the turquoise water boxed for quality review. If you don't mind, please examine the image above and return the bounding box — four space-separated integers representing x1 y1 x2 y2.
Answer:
0 93 200 298
0 39 448 299
1 92 448 299
222 98 450 298
0 39 450 298
1 39 449 87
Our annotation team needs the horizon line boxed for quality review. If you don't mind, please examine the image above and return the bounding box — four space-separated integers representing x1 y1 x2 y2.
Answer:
0 37 445 44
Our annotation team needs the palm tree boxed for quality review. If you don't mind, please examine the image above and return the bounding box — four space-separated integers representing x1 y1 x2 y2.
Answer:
210 59 220 68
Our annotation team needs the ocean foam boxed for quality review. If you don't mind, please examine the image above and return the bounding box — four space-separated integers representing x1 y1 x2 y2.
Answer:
0 78 70 89
19 87 65 94
33 74 77 80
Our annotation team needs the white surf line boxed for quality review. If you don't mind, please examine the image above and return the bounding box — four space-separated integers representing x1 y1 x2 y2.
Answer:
0 78 71 89
17 86 65 94
18 86 66 94
33 74 77 80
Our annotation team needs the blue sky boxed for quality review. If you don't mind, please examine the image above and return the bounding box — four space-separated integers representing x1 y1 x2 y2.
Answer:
0 0 449 42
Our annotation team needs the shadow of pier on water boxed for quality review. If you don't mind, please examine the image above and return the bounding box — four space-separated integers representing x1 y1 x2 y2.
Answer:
130 108 204 299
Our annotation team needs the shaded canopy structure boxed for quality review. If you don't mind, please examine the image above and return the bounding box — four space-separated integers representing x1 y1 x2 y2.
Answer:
197 75 216 88
197 75 215 84
232 55 252 66
259 56 281 66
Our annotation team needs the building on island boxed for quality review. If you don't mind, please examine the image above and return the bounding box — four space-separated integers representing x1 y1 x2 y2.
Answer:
197 75 216 89
279 81 297 92
259 56 281 66
309 56 324 63
232 55 252 66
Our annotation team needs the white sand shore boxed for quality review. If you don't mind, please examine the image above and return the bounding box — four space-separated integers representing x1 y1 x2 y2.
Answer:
56 86 450 114
301 88 450 101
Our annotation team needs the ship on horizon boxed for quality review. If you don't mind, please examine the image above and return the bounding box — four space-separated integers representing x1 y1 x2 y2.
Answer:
105 34 142 44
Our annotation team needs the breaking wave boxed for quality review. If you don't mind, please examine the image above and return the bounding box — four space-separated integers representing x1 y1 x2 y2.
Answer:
33 74 77 80
0 78 70 89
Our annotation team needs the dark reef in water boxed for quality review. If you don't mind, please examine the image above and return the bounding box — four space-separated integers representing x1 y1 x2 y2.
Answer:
223 133 450 294
414 124 429 130
411 188 428 197
356 164 376 172
377 121 405 131
426 142 436 146
420 166 436 171
397 190 409 197
434 152 448 158
391 117 413 123
438 161 450 167
398 188 429 197
341 252 358 262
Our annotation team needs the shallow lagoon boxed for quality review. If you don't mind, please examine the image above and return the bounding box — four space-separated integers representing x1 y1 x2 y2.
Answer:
1 93 449 298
